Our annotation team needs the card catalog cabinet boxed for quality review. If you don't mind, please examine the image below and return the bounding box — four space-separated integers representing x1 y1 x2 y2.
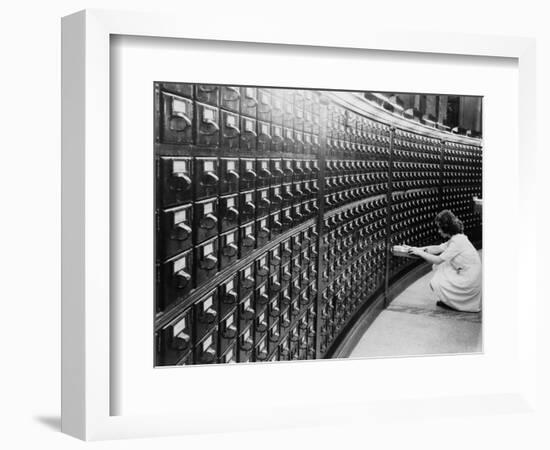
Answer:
154 83 483 365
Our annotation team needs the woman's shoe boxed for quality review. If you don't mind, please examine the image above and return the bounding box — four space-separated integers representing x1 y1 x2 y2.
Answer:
436 300 459 311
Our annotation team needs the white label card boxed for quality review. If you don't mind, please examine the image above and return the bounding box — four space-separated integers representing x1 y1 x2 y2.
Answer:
204 161 214 171
174 209 187 224
245 268 251 277
204 243 214 256
226 233 234 244
172 97 188 114
246 226 252 235
226 315 234 327
226 198 235 207
226 115 236 127
203 335 213 350
227 160 235 170
203 296 213 311
204 202 213 214
203 108 214 121
173 317 187 336
226 280 234 291
172 160 187 173
245 120 254 132
174 257 187 273
225 349 234 362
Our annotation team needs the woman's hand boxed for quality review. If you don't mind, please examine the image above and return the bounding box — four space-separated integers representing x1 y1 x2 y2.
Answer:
408 247 424 256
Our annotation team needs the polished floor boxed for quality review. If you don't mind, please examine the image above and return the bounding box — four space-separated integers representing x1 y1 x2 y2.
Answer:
349 256 482 358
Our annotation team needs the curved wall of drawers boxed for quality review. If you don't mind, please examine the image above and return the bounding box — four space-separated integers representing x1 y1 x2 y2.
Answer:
154 84 482 366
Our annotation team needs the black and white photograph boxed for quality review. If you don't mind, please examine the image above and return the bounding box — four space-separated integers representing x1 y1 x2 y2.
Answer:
154 84 483 366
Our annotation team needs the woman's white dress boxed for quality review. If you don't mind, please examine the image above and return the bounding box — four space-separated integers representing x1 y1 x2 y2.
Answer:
430 234 482 312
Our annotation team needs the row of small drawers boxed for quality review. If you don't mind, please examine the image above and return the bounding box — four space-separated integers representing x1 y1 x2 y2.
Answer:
390 225 440 255
393 131 440 146
160 84 322 119
319 272 385 354
327 102 391 136
158 194 319 263
444 144 483 154
157 221 318 313
323 245 386 284
160 88 395 150
156 263 319 365
392 150 441 162
324 184 388 211
158 156 319 208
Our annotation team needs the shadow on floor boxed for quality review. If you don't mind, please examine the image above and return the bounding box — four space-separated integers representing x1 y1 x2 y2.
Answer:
34 415 61 432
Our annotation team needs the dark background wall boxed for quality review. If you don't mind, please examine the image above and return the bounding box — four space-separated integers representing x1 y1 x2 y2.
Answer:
374 93 482 137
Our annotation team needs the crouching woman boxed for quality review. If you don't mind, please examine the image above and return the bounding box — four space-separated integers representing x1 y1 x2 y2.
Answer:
408 210 482 313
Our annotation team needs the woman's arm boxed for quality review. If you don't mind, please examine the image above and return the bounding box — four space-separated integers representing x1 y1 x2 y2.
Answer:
409 247 445 264
421 245 445 255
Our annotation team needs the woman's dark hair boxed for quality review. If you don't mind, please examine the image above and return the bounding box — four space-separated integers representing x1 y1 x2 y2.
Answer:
435 210 464 235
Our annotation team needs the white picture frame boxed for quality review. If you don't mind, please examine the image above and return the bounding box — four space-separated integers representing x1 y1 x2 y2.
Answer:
61 9 538 441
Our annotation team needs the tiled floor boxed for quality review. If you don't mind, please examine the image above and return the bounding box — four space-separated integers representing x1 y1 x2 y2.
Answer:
349 256 482 358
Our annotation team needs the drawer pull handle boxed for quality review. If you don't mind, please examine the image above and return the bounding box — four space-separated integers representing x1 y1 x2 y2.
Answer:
199 254 218 270
172 222 191 241
200 213 218 230
169 113 192 132
200 348 216 364
171 173 192 191
243 235 256 248
171 333 190 351
222 324 237 339
226 206 239 223
203 171 219 185
223 290 238 305
244 95 258 108
201 118 219 135
199 309 217 324
198 85 217 93
174 270 191 289
222 242 238 257
243 169 257 180
224 122 240 137
223 86 240 101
